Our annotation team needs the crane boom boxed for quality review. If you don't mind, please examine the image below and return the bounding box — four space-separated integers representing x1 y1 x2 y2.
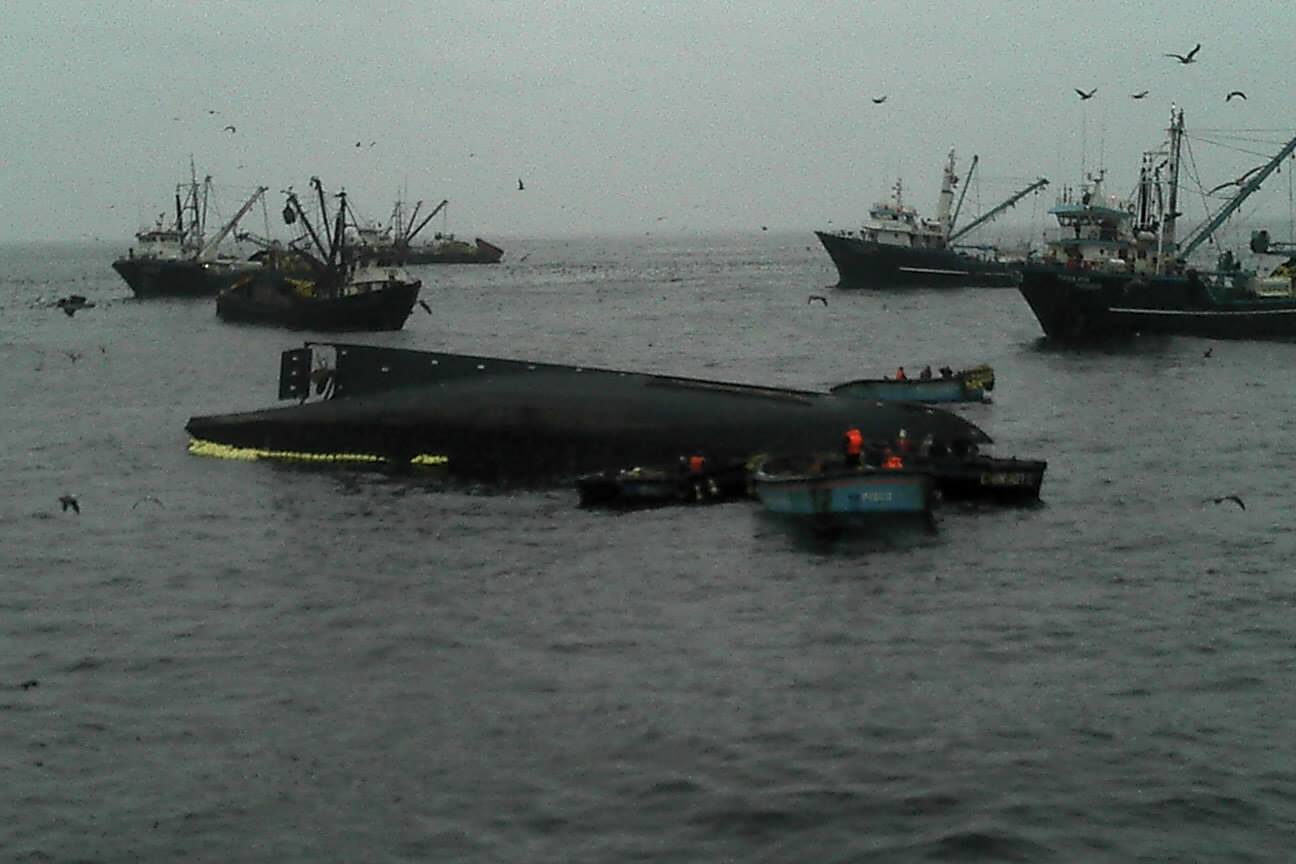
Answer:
947 177 1049 243
198 187 268 260
1179 130 1296 260
407 199 449 243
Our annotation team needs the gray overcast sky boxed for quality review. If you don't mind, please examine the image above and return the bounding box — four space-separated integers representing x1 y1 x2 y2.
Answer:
2 0 1293 244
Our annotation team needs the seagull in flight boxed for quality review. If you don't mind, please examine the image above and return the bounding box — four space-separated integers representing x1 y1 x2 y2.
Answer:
223 124 237 133
1165 43 1201 64
59 495 80 514
1208 494 1245 510
1226 90 1247 101
132 496 165 509
1131 90 1149 99
517 178 525 191
1075 88 1097 100
871 95 887 104
807 295 828 306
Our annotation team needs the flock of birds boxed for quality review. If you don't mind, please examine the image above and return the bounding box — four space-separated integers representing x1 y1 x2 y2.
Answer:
871 44 1245 106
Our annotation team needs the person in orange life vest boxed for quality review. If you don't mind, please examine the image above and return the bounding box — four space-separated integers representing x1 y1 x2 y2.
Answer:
687 454 706 474
894 366 907 381
882 447 904 469
842 427 864 467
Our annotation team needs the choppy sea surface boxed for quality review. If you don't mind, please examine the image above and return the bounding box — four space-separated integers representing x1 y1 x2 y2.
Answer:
4 234 1296 862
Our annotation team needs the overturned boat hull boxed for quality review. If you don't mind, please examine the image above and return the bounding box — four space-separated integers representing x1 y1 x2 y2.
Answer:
186 343 993 485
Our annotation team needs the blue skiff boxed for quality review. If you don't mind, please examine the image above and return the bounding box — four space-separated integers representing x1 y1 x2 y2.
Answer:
751 464 934 517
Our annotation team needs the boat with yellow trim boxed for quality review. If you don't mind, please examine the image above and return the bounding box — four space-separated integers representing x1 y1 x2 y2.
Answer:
216 180 421 332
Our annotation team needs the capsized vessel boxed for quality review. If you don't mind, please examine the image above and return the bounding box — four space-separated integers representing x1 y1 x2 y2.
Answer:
185 342 993 485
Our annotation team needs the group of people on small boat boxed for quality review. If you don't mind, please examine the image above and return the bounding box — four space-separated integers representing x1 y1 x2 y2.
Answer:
842 425 974 470
891 365 956 381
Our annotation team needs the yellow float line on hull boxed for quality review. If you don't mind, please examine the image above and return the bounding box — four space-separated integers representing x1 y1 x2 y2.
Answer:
187 438 447 466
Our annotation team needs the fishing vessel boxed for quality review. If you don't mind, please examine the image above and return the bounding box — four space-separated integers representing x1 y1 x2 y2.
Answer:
350 198 504 265
829 364 994 403
816 150 1047 289
751 460 935 523
111 163 266 297
1018 107 1296 342
216 180 421 331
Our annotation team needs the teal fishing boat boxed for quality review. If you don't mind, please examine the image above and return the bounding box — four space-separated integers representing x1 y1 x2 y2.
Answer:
751 462 934 518
829 364 994 403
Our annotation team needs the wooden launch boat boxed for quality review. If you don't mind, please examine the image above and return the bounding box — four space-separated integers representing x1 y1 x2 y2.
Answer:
830 364 994 403
576 458 752 508
751 459 935 519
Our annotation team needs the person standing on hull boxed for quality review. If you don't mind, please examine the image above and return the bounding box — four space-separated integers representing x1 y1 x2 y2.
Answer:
843 428 864 468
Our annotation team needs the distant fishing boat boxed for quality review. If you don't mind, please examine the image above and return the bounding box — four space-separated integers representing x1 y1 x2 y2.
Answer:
112 161 266 297
216 180 421 332
817 150 1047 289
350 198 504 265
830 364 994 403
1018 107 1296 342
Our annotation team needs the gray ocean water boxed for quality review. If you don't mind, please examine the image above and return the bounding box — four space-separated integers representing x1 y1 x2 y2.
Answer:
4 234 1296 862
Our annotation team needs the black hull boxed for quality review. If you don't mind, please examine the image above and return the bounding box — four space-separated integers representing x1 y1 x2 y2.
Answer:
358 238 505 266
216 282 421 332
1018 266 1296 343
186 343 993 485
111 258 253 298
815 231 1017 289
928 456 1046 504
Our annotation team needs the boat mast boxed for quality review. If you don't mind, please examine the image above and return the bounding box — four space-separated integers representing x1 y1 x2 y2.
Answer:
948 154 978 238
1158 106 1185 270
1178 124 1296 261
947 177 1049 243
285 189 329 263
935 149 959 238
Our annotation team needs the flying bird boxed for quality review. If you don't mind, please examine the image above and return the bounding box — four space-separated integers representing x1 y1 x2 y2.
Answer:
1208 495 1245 510
132 496 165 509
517 178 525 191
56 295 94 317
807 295 828 306
1075 88 1097 100
871 96 887 104
1226 90 1247 101
1165 43 1201 64
1131 90 1149 99
223 125 236 133
1203 347 1213 358
417 299 432 315
59 495 80 514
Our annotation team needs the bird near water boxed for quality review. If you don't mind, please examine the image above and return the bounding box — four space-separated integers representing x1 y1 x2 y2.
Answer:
1208 495 1245 510
1165 43 1201 64
517 178 525 191
871 96 887 104
807 295 828 306
223 125 236 133
1131 90 1149 99
59 495 79 514
132 496 165 509
1226 91 1247 101
1075 88 1097 100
